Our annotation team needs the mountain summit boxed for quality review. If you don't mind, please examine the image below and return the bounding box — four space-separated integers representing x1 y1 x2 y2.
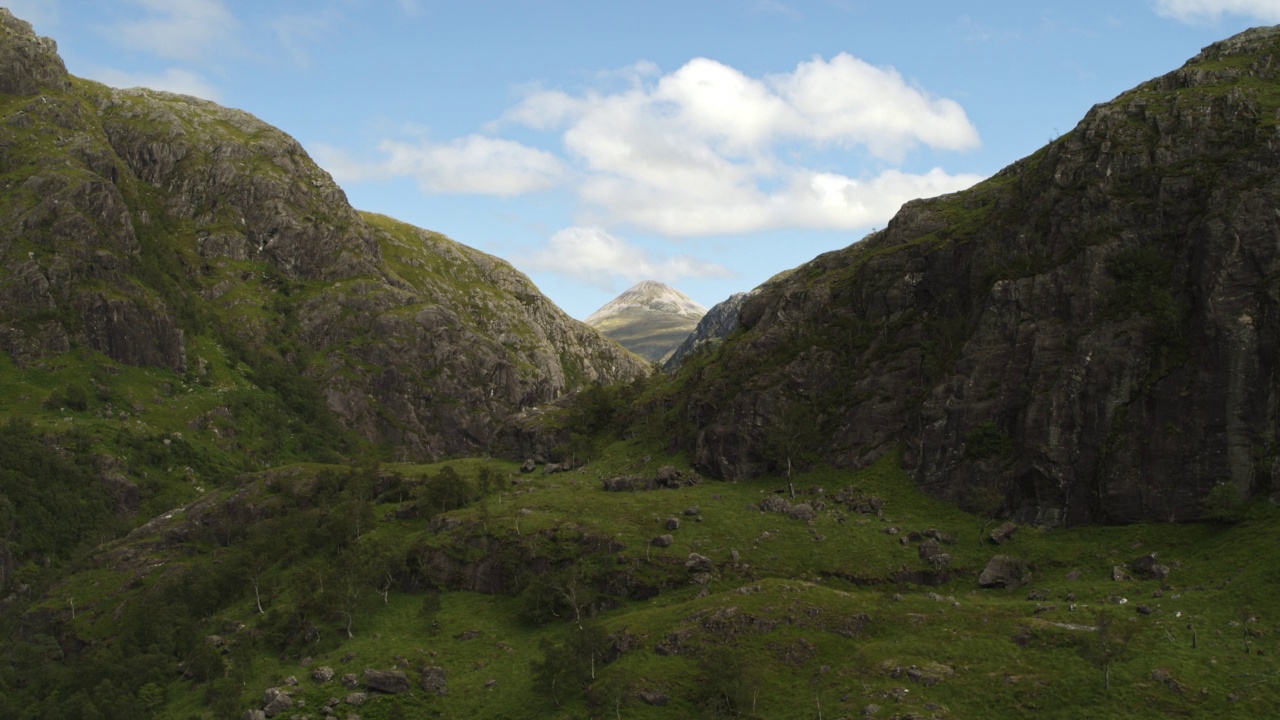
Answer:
585 280 706 363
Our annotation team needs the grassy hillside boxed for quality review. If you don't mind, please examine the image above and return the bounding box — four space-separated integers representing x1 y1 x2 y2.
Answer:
4 409 1276 719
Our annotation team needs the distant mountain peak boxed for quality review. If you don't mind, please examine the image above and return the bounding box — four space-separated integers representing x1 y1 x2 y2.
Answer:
586 281 706 325
585 281 707 363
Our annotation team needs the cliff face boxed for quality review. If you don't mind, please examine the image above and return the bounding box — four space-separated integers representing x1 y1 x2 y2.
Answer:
663 291 752 370
676 26 1280 525
0 10 647 459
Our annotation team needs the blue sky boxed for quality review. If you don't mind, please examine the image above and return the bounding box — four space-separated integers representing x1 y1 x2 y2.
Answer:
14 1 1280 319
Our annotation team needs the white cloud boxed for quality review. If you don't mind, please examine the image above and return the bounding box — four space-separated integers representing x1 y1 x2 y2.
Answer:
115 0 239 62
498 53 982 235
317 135 567 197
522 227 734 288
1154 0 1280 22
89 67 222 101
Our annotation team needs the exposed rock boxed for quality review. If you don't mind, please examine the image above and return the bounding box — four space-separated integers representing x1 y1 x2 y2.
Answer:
787 503 817 521
923 528 956 545
520 459 536 473
989 521 1019 545
311 667 335 683
665 517 681 531
362 669 409 694
656 466 681 484
637 688 670 706
918 538 943 561
978 555 1030 588
683 505 700 516
343 693 367 706
1112 565 1132 582
759 495 791 514
585 280 706 363
671 26 1280 524
665 291 753 370
340 674 359 689
262 688 293 718
685 553 713 572
651 534 674 548
419 666 448 696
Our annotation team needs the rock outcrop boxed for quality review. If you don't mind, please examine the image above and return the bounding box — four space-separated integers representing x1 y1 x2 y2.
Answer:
672 26 1280 524
664 290 753 370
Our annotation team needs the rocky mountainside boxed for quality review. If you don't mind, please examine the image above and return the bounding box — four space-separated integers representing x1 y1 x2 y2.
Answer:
0 10 647 460
585 280 706 363
672 26 1280 525
663 290 753 370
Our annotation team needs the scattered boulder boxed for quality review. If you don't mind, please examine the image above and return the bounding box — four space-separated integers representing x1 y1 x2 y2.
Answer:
419 666 448 696
312 666 335 683
685 553 713 572
683 505 700 516
344 692 367 706
918 538 942 561
1112 565 1131 582
656 466 681 485
923 528 956 545
651 534 674 547
341 674 359 689
759 495 790 514
520 459 536 473
665 517 681 531
787 503 817 521
927 553 952 569
603 475 646 491
241 711 267 720
363 669 409 694
1152 668 1184 693
978 555 1030 588
988 521 1019 545
262 688 293 718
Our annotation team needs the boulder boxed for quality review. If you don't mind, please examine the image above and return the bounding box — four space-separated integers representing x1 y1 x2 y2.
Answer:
918 538 942 560
683 505 700 516
419 666 448 696
787 503 816 521
344 692 367 706
685 553 713 572
341 673 359 689
261 688 292 718
655 466 681 485
665 517 681 531
520 459 536 473
978 555 1029 588
363 668 409 694
311 666 335 683
651 534 674 548
988 521 1019 544
923 528 956 545
759 495 790 514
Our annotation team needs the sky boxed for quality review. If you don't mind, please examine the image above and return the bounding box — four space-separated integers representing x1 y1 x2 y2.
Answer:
12 1 1280 319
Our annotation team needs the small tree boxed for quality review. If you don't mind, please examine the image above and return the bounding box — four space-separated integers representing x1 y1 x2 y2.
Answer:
1078 610 1136 691
764 399 821 497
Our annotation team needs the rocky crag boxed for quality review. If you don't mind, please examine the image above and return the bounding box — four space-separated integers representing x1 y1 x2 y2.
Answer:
0 10 647 460
663 290 753 370
585 280 706 363
676 26 1280 525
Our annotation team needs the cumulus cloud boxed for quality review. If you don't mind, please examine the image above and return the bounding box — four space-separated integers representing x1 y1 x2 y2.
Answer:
522 227 734 287
316 135 567 197
1154 0 1280 22
114 0 240 63
89 67 222 101
499 53 982 235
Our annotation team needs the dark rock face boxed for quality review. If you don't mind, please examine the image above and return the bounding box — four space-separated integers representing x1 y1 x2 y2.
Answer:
0 15 647 460
664 291 752 370
419 666 448 696
674 27 1280 524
